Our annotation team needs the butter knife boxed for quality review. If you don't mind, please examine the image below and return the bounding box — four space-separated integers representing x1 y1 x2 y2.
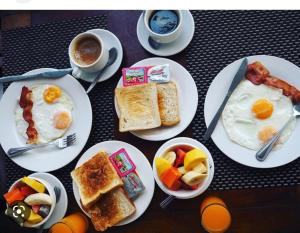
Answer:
203 58 248 141
0 68 73 83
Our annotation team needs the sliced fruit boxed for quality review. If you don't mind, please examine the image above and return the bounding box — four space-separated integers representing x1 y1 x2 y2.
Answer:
4 188 25 206
180 181 199 190
26 210 43 224
21 177 46 193
160 167 182 190
32 205 40 214
184 148 207 171
20 185 37 197
181 171 207 186
24 193 52 206
155 157 172 177
174 148 186 168
193 162 207 174
178 166 187 175
162 151 176 165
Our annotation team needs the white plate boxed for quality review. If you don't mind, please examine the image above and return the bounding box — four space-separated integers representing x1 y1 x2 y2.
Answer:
115 57 198 141
72 140 155 225
0 68 92 172
153 137 214 199
137 10 195 57
70 29 123 83
29 173 68 229
204 55 300 168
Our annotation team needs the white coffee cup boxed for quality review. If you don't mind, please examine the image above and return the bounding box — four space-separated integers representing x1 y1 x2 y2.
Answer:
144 10 183 44
69 32 109 73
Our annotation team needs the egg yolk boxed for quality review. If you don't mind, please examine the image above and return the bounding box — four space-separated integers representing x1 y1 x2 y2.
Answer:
43 86 62 104
54 111 71 129
258 126 277 143
251 99 274 120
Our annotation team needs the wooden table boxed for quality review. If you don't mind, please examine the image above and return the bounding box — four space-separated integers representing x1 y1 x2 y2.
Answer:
1 10 300 233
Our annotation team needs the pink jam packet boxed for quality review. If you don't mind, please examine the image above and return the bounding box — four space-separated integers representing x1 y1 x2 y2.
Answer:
109 148 136 177
122 67 149 86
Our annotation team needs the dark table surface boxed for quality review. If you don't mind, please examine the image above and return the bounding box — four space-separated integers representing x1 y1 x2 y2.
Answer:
0 10 300 233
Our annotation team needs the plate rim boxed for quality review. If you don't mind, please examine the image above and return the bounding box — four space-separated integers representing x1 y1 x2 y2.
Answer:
204 55 300 168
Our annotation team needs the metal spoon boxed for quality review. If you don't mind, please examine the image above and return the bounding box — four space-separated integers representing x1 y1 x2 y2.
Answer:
256 103 300 162
148 36 161 50
86 47 118 94
36 186 61 233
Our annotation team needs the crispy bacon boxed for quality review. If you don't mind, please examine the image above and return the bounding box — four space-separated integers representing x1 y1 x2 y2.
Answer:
246 61 300 104
19 86 38 144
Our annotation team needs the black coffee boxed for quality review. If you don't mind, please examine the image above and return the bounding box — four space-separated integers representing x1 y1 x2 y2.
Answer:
149 10 179 34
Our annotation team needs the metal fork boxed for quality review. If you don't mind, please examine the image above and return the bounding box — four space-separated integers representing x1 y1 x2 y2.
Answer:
7 133 76 158
160 195 176 209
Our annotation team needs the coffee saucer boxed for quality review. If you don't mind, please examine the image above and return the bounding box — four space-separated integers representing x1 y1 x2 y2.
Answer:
136 10 195 57
70 29 123 83
29 173 68 229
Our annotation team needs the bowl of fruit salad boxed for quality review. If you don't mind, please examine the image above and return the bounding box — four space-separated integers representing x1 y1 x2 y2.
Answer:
153 137 214 199
3 175 56 228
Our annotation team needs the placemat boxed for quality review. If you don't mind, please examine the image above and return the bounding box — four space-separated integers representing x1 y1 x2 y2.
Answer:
0 14 112 192
187 10 300 190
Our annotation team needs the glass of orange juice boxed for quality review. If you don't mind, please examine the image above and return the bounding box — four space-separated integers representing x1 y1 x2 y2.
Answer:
200 196 231 233
49 212 89 233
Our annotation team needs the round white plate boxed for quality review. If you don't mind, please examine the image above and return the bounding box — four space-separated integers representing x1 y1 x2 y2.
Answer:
0 68 92 172
72 140 155 225
70 29 123 83
137 10 195 57
205 55 300 168
153 137 214 199
115 57 198 141
29 173 68 229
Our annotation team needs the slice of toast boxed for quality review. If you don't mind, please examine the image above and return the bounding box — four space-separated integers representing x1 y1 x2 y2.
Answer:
157 81 180 126
115 83 161 132
88 187 136 232
71 151 123 208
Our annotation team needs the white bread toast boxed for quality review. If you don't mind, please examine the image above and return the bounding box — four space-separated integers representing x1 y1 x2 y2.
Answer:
71 151 123 208
157 81 180 126
87 187 136 231
115 83 161 132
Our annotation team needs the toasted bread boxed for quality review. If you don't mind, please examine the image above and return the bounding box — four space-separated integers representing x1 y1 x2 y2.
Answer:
157 82 180 126
71 151 123 208
88 187 136 231
115 83 161 132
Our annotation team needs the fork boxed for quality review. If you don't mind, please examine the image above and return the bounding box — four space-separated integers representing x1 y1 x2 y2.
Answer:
160 195 176 209
7 133 76 158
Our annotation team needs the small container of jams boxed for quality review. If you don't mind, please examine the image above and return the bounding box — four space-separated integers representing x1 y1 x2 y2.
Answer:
200 196 231 233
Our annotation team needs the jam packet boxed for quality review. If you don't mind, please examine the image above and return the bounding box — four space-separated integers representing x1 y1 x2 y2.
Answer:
147 64 170 83
122 67 149 86
109 148 145 199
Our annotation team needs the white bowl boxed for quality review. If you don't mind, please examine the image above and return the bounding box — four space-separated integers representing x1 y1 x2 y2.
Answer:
153 137 214 199
7 176 56 228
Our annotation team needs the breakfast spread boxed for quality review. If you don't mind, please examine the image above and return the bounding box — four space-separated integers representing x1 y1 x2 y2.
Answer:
116 70 180 132
222 61 298 150
109 148 145 199
15 84 74 144
3 177 52 226
71 150 139 231
155 146 208 191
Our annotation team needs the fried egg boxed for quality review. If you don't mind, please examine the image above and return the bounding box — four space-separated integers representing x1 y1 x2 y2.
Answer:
222 80 296 150
15 84 74 143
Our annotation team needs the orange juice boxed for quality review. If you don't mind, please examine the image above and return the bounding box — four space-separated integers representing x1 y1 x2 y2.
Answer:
200 196 231 233
49 213 88 233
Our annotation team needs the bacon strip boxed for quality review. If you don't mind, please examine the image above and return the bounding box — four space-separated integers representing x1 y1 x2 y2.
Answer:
246 61 300 104
19 86 38 144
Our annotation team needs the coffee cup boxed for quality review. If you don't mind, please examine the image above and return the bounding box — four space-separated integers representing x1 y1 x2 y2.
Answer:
69 32 109 73
144 10 183 44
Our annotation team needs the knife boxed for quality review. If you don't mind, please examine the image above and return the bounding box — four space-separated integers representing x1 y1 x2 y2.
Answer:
0 68 73 83
203 58 248 141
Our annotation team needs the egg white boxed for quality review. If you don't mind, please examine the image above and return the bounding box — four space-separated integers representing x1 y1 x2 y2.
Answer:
15 84 74 143
222 80 296 150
